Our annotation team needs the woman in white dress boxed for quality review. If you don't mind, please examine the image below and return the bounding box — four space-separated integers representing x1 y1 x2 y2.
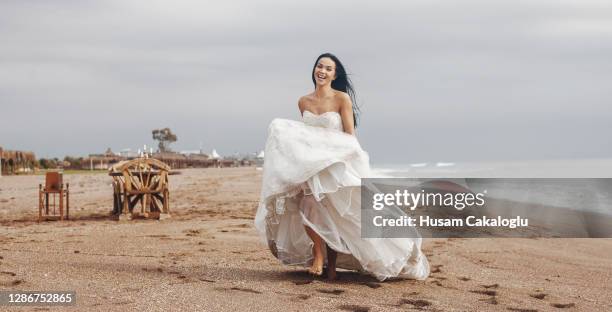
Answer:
254 53 429 281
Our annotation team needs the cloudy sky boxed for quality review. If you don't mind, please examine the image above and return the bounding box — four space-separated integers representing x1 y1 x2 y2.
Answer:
1 0 611 164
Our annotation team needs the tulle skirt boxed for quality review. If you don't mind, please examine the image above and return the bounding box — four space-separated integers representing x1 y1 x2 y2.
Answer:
254 118 429 281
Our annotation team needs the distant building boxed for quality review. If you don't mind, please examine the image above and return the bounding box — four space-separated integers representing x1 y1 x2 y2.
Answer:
119 148 138 158
179 150 208 156
154 151 217 168
82 148 123 170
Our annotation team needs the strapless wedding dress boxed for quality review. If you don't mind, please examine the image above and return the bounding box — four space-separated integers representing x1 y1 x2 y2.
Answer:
254 111 429 281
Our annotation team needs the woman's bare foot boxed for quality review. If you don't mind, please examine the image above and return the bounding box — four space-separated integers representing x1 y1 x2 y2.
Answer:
308 246 324 276
308 257 324 276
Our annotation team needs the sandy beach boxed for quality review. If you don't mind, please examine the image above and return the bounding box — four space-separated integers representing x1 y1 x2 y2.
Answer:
0 167 611 311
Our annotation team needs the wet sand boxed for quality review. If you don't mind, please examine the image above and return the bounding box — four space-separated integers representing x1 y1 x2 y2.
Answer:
1 168 611 311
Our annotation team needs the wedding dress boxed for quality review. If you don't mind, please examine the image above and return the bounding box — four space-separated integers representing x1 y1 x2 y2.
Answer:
254 110 429 281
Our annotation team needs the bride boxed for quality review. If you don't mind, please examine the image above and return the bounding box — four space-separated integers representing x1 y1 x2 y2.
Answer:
254 53 429 281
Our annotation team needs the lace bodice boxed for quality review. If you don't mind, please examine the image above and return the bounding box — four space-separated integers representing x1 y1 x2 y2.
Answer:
302 110 343 132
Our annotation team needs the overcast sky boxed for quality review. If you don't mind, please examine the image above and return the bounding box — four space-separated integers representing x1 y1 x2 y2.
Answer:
1 0 611 164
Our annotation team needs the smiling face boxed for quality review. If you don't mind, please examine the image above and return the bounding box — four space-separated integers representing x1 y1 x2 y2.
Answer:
313 57 336 87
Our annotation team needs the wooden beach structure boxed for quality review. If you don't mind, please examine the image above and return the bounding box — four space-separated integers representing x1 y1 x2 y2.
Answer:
109 158 174 221
0 147 36 175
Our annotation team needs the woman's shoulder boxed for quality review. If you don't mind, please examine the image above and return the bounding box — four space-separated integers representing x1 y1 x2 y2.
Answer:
299 93 316 103
298 93 315 111
332 91 352 111
333 90 351 102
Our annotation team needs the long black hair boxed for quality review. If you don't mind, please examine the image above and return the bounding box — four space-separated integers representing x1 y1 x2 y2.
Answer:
311 53 360 127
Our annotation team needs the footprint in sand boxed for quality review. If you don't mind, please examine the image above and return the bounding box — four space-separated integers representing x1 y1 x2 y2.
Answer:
294 294 311 300
228 287 262 294
458 276 471 281
213 286 261 294
472 288 500 305
507 308 537 312
479 297 498 305
551 303 575 308
362 282 381 289
470 289 497 296
147 234 169 238
0 279 24 286
316 288 345 295
432 276 447 280
430 264 443 273
293 280 313 285
398 298 432 309
338 304 371 312
184 229 202 236
529 293 547 300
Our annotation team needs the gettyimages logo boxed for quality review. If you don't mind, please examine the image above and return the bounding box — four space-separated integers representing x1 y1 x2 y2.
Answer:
371 189 486 211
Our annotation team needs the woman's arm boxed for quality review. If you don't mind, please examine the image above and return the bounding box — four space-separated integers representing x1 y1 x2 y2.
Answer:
339 93 355 135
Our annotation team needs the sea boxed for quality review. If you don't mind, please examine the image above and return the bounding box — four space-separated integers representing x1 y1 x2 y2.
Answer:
371 158 612 216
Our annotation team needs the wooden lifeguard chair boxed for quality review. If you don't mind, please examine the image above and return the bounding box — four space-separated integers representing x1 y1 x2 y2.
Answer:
38 171 70 221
